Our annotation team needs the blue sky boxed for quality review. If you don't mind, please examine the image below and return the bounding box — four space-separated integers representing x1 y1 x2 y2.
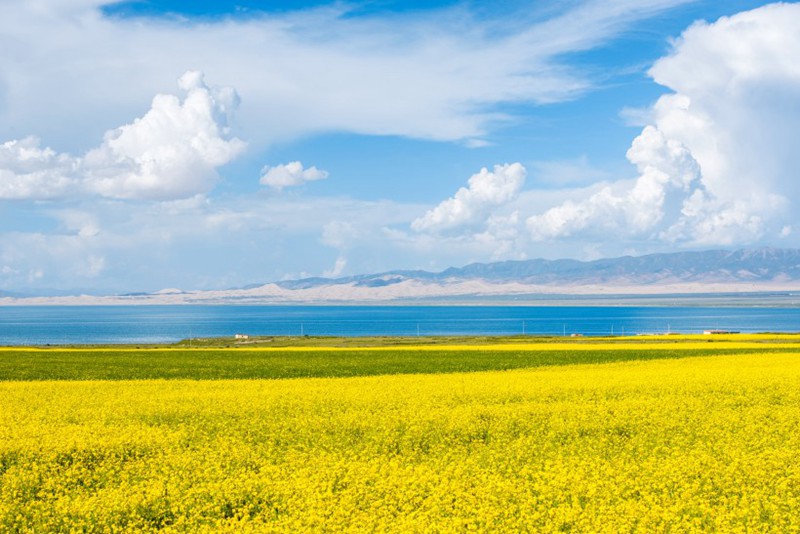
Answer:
1 0 798 294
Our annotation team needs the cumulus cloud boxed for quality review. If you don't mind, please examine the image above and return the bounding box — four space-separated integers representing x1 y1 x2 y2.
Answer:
407 163 528 261
527 3 800 246
0 137 78 199
0 71 245 201
412 163 526 233
84 71 245 200
474 211 527 260
528 125 701 239
260 161 328 191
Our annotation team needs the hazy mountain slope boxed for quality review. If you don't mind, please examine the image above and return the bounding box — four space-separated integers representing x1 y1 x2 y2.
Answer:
273 247 800 289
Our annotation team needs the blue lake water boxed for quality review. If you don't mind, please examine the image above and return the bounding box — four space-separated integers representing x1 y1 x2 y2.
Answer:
1 305 799 345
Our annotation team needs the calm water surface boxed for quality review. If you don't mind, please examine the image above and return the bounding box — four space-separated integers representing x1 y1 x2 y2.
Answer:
1 305 799 345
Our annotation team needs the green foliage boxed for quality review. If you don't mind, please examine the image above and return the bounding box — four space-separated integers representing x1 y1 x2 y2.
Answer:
1 344 798 381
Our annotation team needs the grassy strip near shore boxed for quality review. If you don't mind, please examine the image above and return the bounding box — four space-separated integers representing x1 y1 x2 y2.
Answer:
2 335 799 381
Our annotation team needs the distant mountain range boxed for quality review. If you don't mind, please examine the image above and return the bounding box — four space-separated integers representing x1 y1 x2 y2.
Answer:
3 247 800 305
273 247 800 289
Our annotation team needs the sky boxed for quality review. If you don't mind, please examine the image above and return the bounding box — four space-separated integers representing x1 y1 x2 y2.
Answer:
1 0 799 294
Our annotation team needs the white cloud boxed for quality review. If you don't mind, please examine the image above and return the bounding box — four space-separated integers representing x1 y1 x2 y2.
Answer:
0 193 427 292
464 139 491 149
85 255 106 277
529 156 613 187
323 256 347 278
52 209 101 238
204 210 263 232
260 161 328 191
474 211 527 260
156 194 210 215
0 0 691 151
527 3 800 246
321 220 358 249
0 71 245 201
403 163 531 262
0 137 78 199
528 125 701 240
84 71 245 200
646 3 800 243
412 163 526 233
0 231 108 287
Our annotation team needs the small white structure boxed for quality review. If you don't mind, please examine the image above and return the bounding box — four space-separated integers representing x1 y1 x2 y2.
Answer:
234 333 250 340
703 329 739 335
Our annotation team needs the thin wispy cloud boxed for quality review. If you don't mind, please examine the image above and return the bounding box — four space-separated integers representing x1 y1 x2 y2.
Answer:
0 0 690 150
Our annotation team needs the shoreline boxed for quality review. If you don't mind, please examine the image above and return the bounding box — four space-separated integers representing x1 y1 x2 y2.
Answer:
2 289 800 307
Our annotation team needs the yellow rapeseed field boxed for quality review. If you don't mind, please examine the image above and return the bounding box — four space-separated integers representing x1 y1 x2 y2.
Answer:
2 351 800 532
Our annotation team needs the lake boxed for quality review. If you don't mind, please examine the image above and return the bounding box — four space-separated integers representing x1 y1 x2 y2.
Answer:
1 305 799 345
